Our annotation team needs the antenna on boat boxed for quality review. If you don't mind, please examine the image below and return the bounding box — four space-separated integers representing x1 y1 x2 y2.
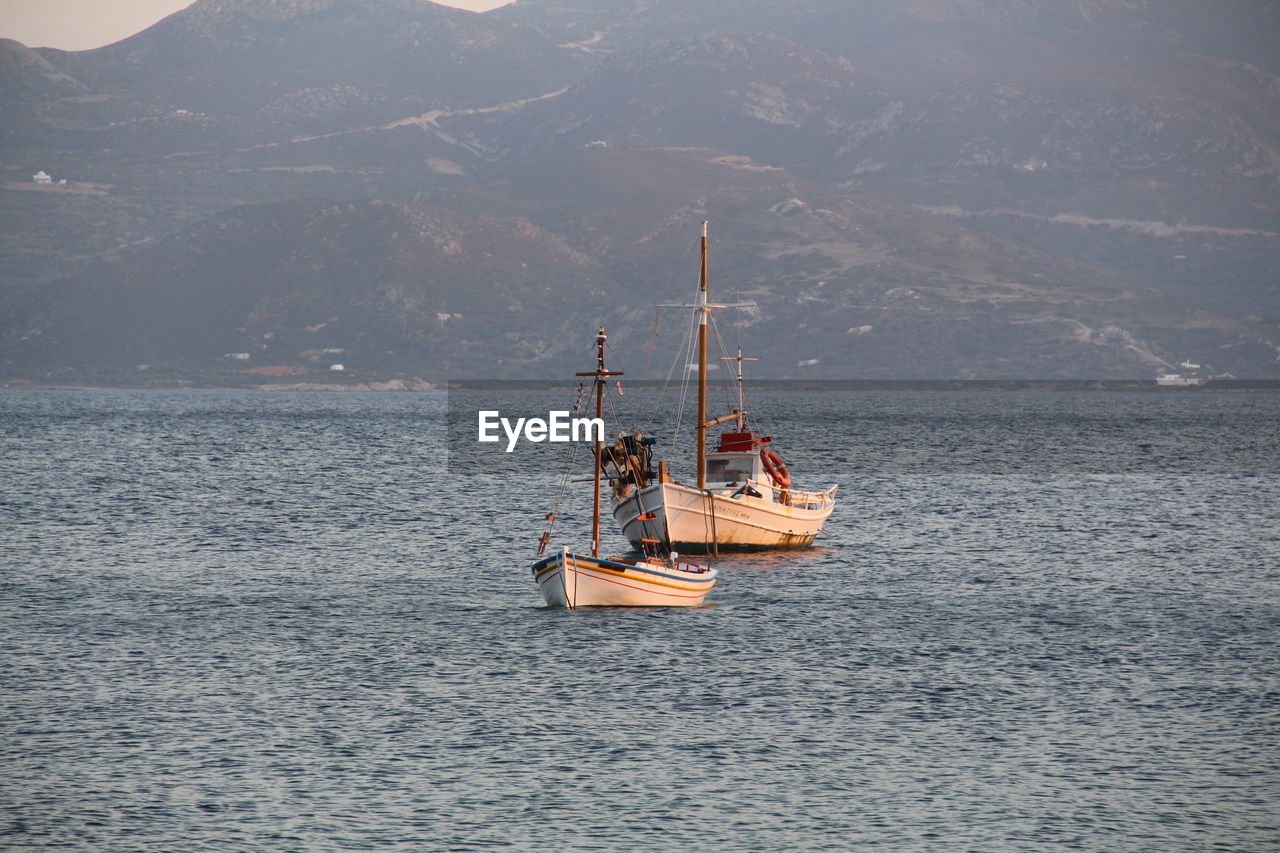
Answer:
720 347 758 431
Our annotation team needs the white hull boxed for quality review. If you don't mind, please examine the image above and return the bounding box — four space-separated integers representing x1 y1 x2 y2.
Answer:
531 549 718 608
614 481 835 553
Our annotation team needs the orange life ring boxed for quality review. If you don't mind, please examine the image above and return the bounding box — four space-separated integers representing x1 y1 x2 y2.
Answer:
760 447 791 489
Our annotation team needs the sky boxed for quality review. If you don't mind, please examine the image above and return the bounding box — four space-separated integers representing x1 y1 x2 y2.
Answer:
0 0 511 50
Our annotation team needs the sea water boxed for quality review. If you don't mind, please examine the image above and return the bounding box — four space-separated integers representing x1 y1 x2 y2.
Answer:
2 389 1277 851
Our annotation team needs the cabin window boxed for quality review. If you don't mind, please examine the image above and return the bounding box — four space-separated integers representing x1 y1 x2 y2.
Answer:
706 456 754 483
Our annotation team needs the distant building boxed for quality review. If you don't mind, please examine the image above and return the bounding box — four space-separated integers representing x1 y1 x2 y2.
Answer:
32 171 52 184
329 364 345 372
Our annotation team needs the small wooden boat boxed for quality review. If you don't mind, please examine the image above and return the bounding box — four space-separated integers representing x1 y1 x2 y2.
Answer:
531 327 718 608
531 547 718 609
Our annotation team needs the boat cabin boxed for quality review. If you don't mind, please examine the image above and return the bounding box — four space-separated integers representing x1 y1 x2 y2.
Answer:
705 430 773 495
705 451 762 488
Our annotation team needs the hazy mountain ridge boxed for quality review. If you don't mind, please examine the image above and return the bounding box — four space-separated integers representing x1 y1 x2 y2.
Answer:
60 0 580 117
496 0 1280 74
3 198 614 377
2 0 1278 380
444 146 1267 378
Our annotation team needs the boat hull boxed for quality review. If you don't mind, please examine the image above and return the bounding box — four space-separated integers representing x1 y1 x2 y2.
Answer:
614 482 835 553
531 549 718 608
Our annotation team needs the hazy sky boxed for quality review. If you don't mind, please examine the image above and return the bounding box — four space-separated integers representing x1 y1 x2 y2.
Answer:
0 0 511 50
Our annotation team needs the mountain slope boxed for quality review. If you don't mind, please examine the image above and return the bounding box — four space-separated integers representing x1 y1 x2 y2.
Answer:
0 0 583 290
5 145 1276 381
445 146 1275 378
2 0 1278 378
50 0 580 122
2 198 613 378
496 0 1280 75
486 24 1280 230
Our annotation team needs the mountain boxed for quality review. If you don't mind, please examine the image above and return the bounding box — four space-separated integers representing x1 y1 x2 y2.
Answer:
38 0 579 122
485 24 1280 313
10 147 1271 382
2 198 611 380
444 146 1275 379
491 23 1280 220
0 0 581 291
487 33 890 172
495 0 1280 76
1 0 1278 380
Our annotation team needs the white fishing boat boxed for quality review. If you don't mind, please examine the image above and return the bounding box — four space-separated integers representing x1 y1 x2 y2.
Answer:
604 222 837 554
530 327 718 609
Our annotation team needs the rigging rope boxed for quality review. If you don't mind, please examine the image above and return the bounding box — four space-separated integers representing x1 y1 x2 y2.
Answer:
640 236 698 385
668 305 698 456
537 338 599 553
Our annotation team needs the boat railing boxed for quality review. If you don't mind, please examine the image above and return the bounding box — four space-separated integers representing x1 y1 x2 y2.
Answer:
723 480 836 510
776 483 838 510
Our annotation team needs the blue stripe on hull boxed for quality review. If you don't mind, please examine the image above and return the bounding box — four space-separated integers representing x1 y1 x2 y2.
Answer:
531 554 559 573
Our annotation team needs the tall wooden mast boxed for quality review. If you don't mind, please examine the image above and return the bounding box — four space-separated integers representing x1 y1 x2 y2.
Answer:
577 327 621 557
658 222 754 490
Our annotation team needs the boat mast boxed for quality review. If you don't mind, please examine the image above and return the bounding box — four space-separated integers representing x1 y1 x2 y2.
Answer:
659 222 754 489
721 347 757 431
577 327 622 558
697 221 709 490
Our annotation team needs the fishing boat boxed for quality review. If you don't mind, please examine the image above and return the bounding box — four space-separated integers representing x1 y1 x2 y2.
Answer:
530 327 719 608
604 222 837 553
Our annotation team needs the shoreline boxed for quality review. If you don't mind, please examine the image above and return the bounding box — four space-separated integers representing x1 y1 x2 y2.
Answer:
4 379 1277 393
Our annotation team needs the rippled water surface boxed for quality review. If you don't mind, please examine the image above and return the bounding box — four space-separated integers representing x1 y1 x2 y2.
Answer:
2 389 1278 851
